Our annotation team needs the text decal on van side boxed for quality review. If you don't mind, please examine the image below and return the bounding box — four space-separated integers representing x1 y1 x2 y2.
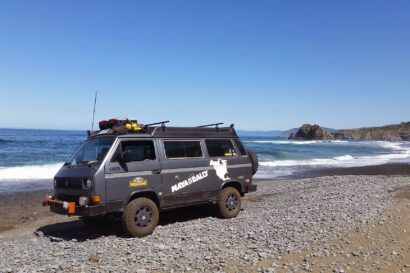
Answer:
171 170 208 193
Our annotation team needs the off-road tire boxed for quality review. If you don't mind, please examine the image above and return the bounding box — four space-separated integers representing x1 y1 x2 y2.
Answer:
217 187 242 218
247 149 259 175
122 197 159 237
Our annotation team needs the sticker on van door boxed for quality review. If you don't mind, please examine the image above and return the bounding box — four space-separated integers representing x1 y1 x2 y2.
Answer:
210 159 230 181
129 177 148 187
171 170 208 193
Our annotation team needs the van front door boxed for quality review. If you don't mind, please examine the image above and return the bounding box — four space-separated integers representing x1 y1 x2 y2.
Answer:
105 139 161 212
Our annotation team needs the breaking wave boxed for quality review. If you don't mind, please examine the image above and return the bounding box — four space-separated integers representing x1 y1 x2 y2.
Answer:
0 163 63 181
259 150 410 168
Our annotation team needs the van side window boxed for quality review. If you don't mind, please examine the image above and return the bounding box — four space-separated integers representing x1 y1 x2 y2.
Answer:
113 140 156 162
234 139 246 156
206 139 237 157
163 141 203 158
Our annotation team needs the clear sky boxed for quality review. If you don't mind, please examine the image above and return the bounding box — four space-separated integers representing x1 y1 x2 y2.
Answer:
0 1 409 131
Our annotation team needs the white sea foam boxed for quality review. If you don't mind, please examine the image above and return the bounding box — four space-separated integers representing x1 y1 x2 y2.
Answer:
0 163 63 181
259 149 410 168
333 155 355 161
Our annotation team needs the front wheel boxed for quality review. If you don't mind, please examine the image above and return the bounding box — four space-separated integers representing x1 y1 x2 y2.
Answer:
216 187 242 218
122 197 159 237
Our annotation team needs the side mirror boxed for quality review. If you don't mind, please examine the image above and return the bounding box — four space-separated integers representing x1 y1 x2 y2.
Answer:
120 151 133 163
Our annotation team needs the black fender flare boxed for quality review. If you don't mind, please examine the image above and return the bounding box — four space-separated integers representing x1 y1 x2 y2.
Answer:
220 180 244 196
126 189 161 208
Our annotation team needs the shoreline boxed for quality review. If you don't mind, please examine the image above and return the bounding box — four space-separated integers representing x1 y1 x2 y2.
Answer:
0 162 409 233
300 162 410 178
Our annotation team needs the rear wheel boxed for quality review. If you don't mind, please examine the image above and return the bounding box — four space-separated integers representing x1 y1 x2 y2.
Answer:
122 197 159 237
216 187 241 218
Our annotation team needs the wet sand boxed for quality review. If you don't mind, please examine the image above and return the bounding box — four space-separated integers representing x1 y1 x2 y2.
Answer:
304 162 410 177
0 189 54 232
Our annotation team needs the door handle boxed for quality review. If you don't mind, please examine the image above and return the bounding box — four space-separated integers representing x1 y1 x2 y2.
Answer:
152 169 161 174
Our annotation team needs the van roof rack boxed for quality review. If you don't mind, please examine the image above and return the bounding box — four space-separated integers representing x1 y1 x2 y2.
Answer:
143 120 169 133
197 122 225 132
88 119 237 138
197 122 224 128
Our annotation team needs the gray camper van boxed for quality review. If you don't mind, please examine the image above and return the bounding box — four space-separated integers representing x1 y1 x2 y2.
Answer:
43 120 258 237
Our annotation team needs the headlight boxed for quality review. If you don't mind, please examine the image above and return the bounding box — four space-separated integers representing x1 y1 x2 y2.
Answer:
78 196 89 207
82 178 93 190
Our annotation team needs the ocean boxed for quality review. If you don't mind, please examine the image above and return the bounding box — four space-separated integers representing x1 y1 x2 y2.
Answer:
1 128 410 193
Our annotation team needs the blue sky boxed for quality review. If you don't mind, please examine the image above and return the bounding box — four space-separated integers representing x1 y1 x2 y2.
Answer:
0 1 409 131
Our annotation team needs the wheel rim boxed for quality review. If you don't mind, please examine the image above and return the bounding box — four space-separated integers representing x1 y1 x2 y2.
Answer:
134 205 152 227
225 194 238 211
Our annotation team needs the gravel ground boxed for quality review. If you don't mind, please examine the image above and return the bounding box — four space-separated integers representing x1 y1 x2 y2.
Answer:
0 175 409 273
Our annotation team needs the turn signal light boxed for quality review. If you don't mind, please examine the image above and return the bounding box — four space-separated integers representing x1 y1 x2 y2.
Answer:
90 195 101 204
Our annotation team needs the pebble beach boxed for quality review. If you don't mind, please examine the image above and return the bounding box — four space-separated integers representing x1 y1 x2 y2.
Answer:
1 170 409 273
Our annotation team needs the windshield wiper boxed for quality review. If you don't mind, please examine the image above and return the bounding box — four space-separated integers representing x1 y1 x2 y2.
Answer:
76 160 100 165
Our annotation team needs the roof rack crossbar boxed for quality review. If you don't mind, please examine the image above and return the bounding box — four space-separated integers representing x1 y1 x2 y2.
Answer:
197 122 224 132
197 122 224 128
143 120 169 133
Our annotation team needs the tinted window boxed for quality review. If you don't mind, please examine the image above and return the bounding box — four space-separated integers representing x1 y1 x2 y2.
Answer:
206 139 237 157
234 139 246 155
164 141 203 158
113 140 156 162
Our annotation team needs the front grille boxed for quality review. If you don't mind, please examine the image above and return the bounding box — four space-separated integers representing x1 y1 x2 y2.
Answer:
56 177 83 189
55 194 80 205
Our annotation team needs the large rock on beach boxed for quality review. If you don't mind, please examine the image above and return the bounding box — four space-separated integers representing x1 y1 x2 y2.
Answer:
289 124 334 140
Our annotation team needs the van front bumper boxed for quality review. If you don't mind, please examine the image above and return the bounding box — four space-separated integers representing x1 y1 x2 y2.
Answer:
50 203 106 216
43 196 106 216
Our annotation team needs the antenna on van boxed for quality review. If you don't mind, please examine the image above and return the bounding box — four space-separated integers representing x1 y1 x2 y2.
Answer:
91 90 98 131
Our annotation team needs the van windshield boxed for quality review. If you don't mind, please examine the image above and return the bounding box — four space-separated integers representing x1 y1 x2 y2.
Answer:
66 137 115 165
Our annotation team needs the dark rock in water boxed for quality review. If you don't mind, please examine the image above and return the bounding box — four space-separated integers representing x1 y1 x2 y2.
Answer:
289 124 334 140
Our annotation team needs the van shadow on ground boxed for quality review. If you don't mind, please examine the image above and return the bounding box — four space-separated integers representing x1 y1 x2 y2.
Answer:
36 204 219 241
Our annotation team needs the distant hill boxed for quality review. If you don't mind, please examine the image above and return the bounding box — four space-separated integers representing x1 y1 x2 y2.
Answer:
237 128 302 138
334 122 410 141
238 127 336 138
288 122 410 141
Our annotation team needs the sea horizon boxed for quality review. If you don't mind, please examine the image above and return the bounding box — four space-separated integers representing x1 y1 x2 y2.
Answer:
1 128 410 193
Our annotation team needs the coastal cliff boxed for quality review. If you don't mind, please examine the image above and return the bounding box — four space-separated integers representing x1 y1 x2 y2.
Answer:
334 122 410 141
289 122 410 141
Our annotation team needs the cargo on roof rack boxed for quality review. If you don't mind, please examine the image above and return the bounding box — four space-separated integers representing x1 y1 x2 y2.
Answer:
87 119 237 139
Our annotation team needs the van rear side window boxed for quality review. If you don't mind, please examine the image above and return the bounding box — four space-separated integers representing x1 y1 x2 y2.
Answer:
164 141 203 158
206 139 237 157
234 139 246 156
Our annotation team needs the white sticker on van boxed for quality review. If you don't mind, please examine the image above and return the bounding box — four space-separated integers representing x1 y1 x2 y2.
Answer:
171 170 208 193
210 159 230 181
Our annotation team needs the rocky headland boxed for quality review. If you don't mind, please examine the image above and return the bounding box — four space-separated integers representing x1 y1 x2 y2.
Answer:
289 122 410 141
288 124 334 140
